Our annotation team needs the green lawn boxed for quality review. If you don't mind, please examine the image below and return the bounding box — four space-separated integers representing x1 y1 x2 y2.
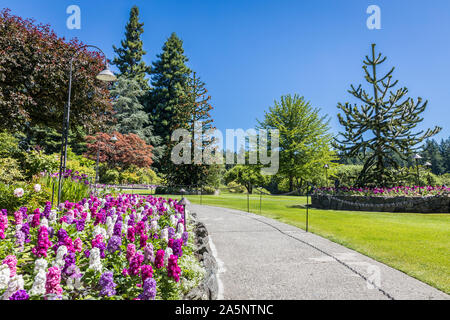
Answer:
122 189 450 294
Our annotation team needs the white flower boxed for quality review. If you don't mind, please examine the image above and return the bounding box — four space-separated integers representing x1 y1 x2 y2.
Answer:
54 245 68 268
30 269 46 296
34 184 42 192
93 225 106 239
49 210 57 224
85 211 91 223
41 217 49 229
0 265 10 290
34 258 48 274
123 216 129 234
2 275 24 300
177 222 185 234
164 247 173 267
13 188 24 198
170 215 177 227
150 220 158 232
106 216 113 238
89 248 102 273
161 228 169 242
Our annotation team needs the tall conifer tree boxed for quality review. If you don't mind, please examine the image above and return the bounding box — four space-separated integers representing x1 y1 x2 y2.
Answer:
112 6 151 90
147 32 191 171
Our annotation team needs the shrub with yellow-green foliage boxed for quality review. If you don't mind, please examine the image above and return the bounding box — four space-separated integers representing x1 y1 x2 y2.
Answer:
0 157 24 184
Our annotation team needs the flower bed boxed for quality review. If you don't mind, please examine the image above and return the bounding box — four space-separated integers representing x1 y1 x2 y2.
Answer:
0 194 205 300
314 185 450 197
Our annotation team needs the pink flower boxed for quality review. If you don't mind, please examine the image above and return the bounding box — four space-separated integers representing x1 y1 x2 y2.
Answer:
74 238 83 253
167 255 181 282
2 255 17 277
13 211 23 225
141 265 153 282
0 214 8 239
45 266 63 296
126 243 136 262
33 184 42 192
155 249 165 269
32 227 52 258
128 252 144 276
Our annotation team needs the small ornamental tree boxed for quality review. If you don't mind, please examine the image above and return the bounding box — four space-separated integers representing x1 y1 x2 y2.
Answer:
0 9 113 133
224 165 267 194
85 132 153 169
335 44 441 186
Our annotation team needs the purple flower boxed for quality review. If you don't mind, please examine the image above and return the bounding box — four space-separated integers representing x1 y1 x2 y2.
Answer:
62 252 76 277
138 278 156 300
9 290 29 300
182 232 189 244
106 235 122 254
99 271 116 297
113 221 122 236
168 227 175 239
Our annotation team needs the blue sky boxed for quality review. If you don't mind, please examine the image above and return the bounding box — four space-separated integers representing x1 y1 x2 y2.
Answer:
2 0 450 142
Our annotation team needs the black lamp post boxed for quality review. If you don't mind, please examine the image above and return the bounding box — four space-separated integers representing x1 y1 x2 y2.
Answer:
57 45 117 206
413 154 422 187
424 161 432 185
178 197 191 228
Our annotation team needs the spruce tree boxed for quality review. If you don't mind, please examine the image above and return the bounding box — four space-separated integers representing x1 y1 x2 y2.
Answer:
110 77 162 161
335 44 441 186
112 5 151 90
147 32 191 171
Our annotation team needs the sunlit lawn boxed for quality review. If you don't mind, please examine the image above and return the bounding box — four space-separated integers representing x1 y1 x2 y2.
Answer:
122 189 450 294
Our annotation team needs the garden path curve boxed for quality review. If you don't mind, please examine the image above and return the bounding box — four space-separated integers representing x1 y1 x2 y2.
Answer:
188 204 449 300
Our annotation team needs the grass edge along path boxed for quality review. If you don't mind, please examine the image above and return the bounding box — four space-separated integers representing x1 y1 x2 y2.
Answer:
122 190 450 294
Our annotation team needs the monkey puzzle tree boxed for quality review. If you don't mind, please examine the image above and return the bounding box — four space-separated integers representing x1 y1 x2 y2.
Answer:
335 44 441 186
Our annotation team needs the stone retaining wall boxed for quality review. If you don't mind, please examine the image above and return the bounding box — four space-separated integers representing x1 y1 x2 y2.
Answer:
183 212 219 300
311 194 450 213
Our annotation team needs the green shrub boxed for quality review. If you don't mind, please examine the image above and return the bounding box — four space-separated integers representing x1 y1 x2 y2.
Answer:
226 181 246 193
64 148 96 178
0 182 50 213
101 168 121 184
202 186 216 195
0 157 24 184
22 150 59 179
0 130 21 158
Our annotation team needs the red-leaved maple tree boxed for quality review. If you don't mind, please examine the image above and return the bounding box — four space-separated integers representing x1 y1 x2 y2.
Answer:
85 132 153 169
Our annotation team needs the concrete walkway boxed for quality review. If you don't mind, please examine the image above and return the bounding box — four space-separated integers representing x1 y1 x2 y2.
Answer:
188 204 449 300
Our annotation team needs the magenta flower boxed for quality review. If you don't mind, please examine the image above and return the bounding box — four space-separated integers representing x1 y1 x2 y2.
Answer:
32 227 52 258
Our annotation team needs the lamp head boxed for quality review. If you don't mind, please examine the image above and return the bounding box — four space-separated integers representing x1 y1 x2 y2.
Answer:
178 197 190 206
96 67 117 82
